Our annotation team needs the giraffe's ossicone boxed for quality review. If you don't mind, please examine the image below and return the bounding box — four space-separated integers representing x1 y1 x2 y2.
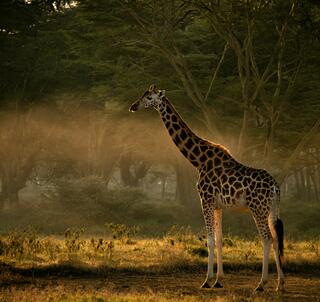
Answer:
129 85 285 292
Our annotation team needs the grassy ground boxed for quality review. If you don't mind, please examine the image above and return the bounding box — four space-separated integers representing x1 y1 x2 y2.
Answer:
0 227 319 302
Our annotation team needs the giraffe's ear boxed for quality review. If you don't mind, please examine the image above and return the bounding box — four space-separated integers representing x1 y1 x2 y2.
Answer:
159 90 165 97
149 84 156 91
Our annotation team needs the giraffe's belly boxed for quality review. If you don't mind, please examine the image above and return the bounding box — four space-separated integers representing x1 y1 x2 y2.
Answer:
215 190 248 210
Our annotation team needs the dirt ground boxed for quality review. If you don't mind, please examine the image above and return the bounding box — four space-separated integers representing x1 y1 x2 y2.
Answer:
0 268 319 301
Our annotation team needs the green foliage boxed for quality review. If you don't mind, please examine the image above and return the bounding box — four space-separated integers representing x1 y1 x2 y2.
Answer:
47 177 146 224
0 0 319 241
38 178 200 235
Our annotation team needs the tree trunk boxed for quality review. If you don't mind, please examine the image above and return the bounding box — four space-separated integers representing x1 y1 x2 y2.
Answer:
119 152 150 187
309 165 319 203
293 170 302 200
262 118 275 169
305 167 312 201
119 152 134 186
101 153 120 188
278 119 320 184
237 107 250 159
280 176 289 199
175 160 199 211
160 176 166 201
0 176 21 208
299 169 307 201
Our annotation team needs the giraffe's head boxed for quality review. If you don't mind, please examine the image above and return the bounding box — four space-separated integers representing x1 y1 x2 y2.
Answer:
129 84 165 112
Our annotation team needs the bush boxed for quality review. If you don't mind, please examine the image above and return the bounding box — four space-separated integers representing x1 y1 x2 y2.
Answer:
223 237 236 247
187 246 208 258
50 176 109 210
0 226 42 259
164 225 195 244
44 176 148 226
40 176 198 235
64 228 85 254
105 223 140 242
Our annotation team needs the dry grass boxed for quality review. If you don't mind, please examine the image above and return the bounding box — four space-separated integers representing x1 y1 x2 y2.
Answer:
1 230 318 271
0 227 319 302
0 290 273 302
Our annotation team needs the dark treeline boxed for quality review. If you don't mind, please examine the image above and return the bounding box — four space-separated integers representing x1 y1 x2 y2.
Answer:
0 0 319 235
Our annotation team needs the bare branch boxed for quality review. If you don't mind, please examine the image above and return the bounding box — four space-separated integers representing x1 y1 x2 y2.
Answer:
204 42 229 103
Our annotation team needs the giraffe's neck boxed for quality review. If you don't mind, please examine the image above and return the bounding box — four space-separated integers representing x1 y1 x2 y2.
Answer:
156 97 207 168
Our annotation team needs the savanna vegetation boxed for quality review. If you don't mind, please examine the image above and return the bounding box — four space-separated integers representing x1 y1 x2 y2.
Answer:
0 225 319 301
0 0 320 301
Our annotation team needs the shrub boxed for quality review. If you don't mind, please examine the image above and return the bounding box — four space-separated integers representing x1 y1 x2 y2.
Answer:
89 237 114 259
1 226 42 259
164 225 195 245
64 228 85 254
105 223 140 243
45 177 148 226
51 176 108 211
305 240 319 257
223 237 236 247
187 246 208 258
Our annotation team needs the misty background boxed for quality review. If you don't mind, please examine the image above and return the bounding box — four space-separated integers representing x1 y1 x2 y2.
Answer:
0 0 319 239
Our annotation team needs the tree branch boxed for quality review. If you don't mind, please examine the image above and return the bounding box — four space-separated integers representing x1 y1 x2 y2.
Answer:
204 42 229 103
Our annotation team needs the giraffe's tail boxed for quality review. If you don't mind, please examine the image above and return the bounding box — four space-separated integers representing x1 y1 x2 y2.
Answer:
275 218 284 265
270 184 284 266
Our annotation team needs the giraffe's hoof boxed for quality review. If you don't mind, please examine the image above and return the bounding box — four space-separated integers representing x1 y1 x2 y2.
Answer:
200 281 211 289
254 285 264 292
213 281 223 288
276 280 285 292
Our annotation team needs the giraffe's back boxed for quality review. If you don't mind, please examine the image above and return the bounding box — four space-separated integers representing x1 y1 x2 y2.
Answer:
198 150 279 215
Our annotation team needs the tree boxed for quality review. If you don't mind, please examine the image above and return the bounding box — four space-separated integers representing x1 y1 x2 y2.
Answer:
0 109 55 207
0 0 70 106
120 0 232 141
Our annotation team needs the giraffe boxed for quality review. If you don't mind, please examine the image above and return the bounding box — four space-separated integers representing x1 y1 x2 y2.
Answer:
129 84 285 292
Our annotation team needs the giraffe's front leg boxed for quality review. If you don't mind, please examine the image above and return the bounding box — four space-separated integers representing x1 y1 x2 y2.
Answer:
200 200 215 289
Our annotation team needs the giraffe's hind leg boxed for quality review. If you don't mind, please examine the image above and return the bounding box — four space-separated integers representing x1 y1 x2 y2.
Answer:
252 213 272 292
213 208 224 288
199 200 215 289
268 217 285 292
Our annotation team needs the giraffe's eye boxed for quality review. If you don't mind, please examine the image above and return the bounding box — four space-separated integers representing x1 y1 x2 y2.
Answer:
147 97 152 100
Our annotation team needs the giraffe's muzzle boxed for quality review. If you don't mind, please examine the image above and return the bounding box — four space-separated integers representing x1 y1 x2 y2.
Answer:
129 101 140 112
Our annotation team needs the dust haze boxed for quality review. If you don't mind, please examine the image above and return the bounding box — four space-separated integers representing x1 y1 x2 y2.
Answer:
0 103 202 235
0 102 317 239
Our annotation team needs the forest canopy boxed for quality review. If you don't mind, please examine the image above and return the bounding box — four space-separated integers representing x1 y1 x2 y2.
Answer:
0 0 319 234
